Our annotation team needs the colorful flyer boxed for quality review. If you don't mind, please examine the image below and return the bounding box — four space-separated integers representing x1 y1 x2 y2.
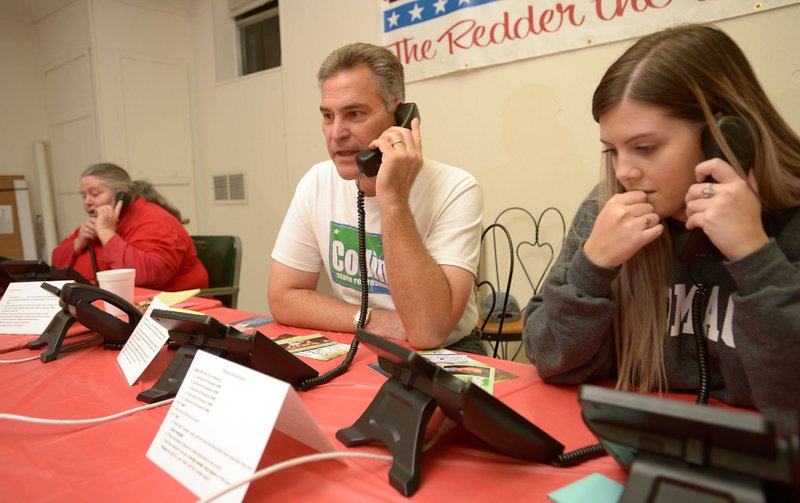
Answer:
230 315 274 332
273 333 349 361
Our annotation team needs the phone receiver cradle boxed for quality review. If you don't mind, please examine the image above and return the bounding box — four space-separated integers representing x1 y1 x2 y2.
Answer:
337 329 564 496
27 282 143 362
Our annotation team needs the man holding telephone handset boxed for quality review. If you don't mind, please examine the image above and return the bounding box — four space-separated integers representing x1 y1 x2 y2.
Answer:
269 43 485 354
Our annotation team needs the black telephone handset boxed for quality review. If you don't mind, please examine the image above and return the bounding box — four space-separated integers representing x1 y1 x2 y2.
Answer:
137 309 319 403
356 102 420 177
27 282 143 362
676 115 757 263
114 191 131 216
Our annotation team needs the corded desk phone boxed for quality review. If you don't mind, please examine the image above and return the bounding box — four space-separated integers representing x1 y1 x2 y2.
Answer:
27 282 142 362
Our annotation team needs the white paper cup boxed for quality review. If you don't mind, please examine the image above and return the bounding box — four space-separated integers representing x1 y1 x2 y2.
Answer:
96 268 136 317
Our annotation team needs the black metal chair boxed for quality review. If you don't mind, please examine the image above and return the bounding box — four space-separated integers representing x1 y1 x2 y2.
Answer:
191 235 242 309
476 223 517 359
476 207 566 359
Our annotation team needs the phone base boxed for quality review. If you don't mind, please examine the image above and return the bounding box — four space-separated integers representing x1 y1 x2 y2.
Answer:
622 452 766 503
336 376 437 497
27 310 77 363
137 344 225 403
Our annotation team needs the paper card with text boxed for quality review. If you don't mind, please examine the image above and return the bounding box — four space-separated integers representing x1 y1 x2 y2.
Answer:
146 349 336 503
0 281 71 335
418 349 470 365
116 297 171 385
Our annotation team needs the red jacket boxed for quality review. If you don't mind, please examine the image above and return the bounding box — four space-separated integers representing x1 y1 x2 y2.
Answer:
52 197 209 291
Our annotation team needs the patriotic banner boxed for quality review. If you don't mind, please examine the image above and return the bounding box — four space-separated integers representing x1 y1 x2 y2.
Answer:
381 0 799 82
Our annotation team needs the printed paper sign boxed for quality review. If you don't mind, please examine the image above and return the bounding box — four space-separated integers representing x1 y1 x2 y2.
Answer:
0 281 71 335
147 350 335 503
0 205 13 234
116 297 171 385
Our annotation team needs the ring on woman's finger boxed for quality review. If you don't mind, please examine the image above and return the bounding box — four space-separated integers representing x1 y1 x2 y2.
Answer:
644 216 651 228
701 182 715 198
391 139 405 146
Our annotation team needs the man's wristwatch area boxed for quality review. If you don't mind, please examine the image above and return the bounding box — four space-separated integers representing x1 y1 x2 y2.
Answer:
353 307 373 328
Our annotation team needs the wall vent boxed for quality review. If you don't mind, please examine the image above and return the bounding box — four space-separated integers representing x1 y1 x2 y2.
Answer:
213 173 247 203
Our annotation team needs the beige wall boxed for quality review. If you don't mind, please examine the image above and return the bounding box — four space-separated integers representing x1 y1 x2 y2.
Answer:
91 0 198 233
0 12 48 232
190 1 800 314
37 0 99 240
1 0 798 317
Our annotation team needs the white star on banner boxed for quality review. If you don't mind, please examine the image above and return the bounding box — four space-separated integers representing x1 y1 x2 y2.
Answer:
433 0 448 14
409 3 424 21
387 10 400 27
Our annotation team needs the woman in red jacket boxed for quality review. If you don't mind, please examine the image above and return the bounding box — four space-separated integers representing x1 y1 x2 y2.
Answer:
52 163 208 291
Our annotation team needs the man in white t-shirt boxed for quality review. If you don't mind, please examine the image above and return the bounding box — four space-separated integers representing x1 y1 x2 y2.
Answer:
268 43 484 354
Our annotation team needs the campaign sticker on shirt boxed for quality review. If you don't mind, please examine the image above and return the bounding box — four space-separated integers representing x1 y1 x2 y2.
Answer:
328 221 389 295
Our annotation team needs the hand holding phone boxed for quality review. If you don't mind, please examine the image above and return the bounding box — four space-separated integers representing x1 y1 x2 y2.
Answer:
114 191 131 217
356 103 420 177
93 191 131 235
676 115 756 263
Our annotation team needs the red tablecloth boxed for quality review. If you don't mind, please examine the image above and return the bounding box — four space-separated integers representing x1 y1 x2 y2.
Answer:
0 306 626 502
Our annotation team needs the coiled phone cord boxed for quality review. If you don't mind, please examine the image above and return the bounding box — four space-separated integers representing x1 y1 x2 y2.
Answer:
553 272 713 465
551 443 608 467
553 272 712 465
690 280 711 406
552 280 712 466
298 181 368 391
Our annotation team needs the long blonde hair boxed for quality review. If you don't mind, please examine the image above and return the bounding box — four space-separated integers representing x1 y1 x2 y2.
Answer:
591 24 800 392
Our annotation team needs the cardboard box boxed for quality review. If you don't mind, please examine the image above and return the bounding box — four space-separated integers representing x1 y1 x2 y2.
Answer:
0 176 34 260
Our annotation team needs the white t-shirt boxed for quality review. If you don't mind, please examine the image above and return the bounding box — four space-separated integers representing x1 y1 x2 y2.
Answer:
271 158 483 346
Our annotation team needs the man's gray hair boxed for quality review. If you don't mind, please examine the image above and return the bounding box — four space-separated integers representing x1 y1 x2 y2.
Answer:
317 42 405 111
